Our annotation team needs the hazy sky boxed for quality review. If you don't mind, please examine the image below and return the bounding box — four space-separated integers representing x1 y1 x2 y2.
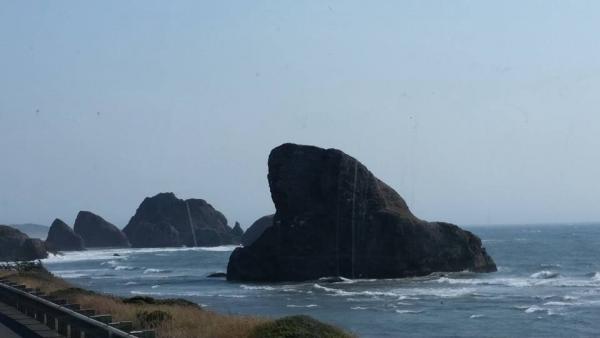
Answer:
1 1 599 228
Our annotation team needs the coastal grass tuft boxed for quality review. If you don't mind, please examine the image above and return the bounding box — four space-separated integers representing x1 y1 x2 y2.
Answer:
0 267 353 338
249 315 352 338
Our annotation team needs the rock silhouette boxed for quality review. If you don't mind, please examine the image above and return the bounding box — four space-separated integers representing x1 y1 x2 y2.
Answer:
0 225 48 261
46 218 85 251
228 143 496 281
241 214 274 247
74 211 130 248
123 192 241 247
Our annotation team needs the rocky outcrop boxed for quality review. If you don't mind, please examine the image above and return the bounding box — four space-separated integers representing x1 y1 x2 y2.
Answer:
241 214 274 246
46 219 85 251
0 225 48 261
123 192 241 248
231 222 244 241
227 143 496 282
73 211 130 248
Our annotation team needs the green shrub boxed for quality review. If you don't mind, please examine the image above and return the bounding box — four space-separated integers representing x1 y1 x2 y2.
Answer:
136 310 173 328
249 315 352 338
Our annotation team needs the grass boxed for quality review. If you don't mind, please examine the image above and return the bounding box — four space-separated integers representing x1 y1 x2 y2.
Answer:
0 267 354 338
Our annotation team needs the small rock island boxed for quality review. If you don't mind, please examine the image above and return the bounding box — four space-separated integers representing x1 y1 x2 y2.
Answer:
46 218 85 251
227 143 496 282
74 211 130 248
123 192 243 247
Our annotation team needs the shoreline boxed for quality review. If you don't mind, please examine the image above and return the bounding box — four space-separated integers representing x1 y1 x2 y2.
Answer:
0 264 353 338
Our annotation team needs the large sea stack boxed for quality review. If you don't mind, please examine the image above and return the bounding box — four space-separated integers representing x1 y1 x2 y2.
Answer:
241 214 274 247
123 192 241 247
227 143 496 282
73 211 130 248
46 218 85 251
0 225 48 261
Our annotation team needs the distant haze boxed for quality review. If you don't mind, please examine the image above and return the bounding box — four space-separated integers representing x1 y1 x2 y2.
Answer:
1 1 599 228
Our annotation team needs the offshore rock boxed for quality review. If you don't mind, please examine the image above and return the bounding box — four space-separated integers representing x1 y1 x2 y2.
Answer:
227 143 496 282
0 225 48 261
73 211 130 248
240 214 274 247
231 222 244 242
123 192 241 248
46 218 85 251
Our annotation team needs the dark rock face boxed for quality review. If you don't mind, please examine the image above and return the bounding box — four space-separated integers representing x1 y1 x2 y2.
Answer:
73 211 130 248
46 219 85 251
227 143 496 282
123 192 241 248
231 222 244 240
241 214 274 247
0 225 48 261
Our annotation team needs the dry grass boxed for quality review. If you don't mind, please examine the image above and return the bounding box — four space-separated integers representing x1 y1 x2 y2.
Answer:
1 269 267 338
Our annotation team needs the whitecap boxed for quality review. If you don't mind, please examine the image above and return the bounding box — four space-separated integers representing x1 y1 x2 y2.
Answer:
151 285 160 289
143 268 171 274
114 266 139 271
470 314 484 319
524 305 546 314
124 281 138 285
286 304 318 308
351 306 368 310
240 285 276 291
395 310 423 314
530 270 560 279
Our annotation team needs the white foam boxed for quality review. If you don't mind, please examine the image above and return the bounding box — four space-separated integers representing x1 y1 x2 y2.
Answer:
530 270 560 279
114 266 140 271
313 284 476 299
470 314 484 319
151 285 160 289
524 305 546 314
395 310 423 314
240 285 276 291
43 246 239 265
351 306 368 310
143 268 171 274
286 304 318 308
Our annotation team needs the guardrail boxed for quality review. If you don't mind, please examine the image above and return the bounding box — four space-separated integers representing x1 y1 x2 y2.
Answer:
0 278 155 338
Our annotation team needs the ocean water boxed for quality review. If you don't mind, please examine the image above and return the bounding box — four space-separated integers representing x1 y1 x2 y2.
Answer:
43 224 600 337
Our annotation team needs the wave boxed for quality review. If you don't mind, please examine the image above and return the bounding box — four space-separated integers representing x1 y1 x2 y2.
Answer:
395 310 423 314
469 314 484 319
351 306 368 310
286 304 318 308
43 245 239 264
530 270 560 279
313 284 476 299
114 266 140 271
240 285 276 291
143 268 171 274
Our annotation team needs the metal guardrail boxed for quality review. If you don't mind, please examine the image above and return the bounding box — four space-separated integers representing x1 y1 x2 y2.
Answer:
0 278 155 338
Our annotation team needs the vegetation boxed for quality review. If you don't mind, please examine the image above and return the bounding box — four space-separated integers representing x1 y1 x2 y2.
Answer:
0 266 353 338
250 315 352 338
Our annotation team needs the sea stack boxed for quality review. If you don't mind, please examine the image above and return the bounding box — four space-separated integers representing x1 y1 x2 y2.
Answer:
231 222 244 241
241 214 274 247
46 218 85 251
123 192 242 248
227 143 496 282
73 211 130 248
0 225 48 261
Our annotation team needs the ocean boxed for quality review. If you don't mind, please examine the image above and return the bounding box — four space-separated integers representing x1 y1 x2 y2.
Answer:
43 224 600 337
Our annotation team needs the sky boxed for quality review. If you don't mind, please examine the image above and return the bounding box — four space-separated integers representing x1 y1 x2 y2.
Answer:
1 1 599 228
